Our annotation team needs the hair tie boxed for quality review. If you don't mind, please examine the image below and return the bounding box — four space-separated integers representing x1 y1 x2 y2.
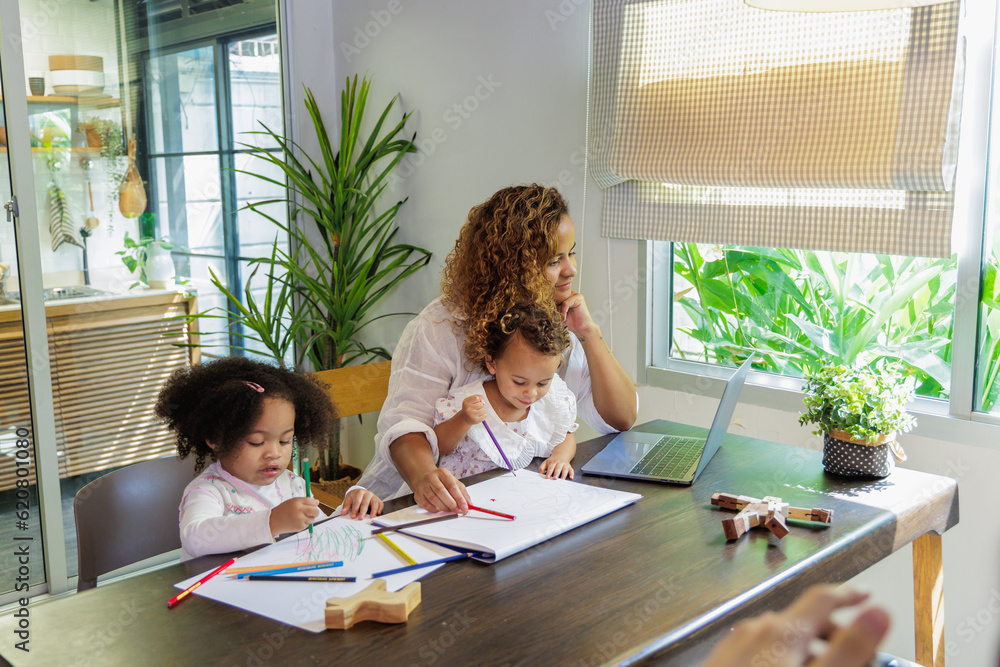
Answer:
244 381 265 393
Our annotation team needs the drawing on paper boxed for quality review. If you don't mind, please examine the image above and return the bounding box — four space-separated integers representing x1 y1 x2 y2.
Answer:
294 523 366 562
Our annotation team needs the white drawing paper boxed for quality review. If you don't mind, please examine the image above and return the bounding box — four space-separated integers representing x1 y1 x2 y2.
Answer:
377 471 642 562
174 517 462 632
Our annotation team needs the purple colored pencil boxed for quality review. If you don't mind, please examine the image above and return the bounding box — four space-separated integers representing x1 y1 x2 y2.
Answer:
482 421 516 476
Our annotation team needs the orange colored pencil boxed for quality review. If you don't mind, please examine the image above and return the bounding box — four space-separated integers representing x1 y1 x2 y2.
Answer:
225 560 333 576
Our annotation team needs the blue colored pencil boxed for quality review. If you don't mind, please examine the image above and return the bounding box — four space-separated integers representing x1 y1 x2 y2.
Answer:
303 458 314 535
235 560 343 579
482 421 516 475
370 552 471 578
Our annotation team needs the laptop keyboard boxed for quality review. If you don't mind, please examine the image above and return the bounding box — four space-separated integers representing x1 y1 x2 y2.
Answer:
629 435 704 478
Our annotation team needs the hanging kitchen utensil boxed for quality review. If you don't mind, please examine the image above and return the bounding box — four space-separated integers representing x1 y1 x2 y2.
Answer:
119 133 146 219
82 158 100 230
86 182 99 230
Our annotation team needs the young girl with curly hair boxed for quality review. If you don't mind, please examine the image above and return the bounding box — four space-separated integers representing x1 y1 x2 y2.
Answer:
358 184 636 510
434 304 577 480
155 356 382 560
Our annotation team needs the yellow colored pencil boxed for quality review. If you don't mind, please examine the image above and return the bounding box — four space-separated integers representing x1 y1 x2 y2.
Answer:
376 532 417 565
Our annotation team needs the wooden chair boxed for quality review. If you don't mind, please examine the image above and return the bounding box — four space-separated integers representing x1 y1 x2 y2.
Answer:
309 360 391 508
74 455 198 591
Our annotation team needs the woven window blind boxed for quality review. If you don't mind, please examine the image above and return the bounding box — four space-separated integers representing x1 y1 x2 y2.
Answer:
591 0 964 257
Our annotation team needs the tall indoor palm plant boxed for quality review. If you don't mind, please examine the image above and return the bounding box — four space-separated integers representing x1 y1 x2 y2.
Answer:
185 75 431 370
179 76 430 480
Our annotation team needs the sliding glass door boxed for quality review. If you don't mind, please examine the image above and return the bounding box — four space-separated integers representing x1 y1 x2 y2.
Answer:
0 0 283 600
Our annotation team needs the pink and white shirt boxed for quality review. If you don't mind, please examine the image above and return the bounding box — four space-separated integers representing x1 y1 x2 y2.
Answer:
434 376 578 479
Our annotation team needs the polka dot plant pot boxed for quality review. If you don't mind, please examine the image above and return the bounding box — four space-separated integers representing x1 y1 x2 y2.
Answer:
822 430 901 478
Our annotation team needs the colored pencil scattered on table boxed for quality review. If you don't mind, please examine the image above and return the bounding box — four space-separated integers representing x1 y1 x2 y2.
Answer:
226 560 336 576
168 557 235 608
303 458 314 535
245 575 356 583
481 421 516 475
377 532 417 565
234 561 343 579
370 552 471 579
467 504 516 520
370 514 460 535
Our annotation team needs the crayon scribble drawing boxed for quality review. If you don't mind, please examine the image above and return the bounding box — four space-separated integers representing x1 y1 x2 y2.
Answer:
294 523 366 562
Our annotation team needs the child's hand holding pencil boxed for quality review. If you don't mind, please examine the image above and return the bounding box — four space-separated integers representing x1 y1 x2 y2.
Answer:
268 497 321 537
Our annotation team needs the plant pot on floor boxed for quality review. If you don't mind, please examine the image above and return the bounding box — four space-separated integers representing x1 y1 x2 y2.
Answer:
315 464 363 506
822 429 906 478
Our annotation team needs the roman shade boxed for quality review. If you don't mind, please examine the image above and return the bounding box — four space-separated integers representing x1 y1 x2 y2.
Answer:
591 0 964 257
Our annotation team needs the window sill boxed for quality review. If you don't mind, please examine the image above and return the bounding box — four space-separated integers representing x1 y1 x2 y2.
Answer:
643 362 1000 450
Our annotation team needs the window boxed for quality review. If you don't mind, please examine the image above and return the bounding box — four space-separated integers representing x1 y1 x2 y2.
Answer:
145 31 287 358
589 0 1000 420
0 0 284 601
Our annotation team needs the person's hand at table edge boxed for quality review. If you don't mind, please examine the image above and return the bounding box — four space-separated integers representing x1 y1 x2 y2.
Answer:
701 584 891 667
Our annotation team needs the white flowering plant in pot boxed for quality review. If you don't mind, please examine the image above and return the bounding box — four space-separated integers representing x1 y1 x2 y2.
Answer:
799 361 916 477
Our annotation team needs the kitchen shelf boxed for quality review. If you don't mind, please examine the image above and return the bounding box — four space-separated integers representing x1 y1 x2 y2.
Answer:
0 95 120 109
0 148 101 154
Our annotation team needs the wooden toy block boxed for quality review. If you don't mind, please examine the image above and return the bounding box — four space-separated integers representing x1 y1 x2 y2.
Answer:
723 501 765 540
787 507 834 524
764 505 790 539
325 579 421 630
712 491 834 541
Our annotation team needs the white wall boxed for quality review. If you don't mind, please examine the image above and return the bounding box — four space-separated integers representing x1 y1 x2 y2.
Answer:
298 1 1000 664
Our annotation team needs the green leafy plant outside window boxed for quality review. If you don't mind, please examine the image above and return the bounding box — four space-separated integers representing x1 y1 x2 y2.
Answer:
671 244 970 405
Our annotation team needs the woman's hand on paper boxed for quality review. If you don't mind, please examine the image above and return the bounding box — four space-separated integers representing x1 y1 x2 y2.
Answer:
460 395 488 426
269 497 321 536
701 584 890 667
413 467 471 514
340 488 384 520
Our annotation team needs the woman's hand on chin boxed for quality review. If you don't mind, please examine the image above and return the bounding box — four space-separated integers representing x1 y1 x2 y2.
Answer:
558 290 598 340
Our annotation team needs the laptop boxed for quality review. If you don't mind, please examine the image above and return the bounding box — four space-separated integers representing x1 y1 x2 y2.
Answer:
582 354 754 485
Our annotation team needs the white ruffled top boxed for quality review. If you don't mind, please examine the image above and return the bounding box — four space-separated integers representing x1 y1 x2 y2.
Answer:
434 376 578 479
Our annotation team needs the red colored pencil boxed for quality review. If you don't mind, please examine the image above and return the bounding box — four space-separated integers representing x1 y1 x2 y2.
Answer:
467 504 515 520
168 557 236 608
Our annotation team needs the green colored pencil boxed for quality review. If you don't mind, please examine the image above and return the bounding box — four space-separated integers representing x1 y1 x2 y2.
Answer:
303 458 313 534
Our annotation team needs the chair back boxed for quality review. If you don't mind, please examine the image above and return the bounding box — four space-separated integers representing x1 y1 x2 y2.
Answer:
312 360 391 419
307 361 390 508
74 455 197 591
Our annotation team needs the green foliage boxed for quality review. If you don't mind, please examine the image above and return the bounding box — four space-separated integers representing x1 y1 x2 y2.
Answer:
84 116 128 218
185 75 431 371
672 244 962 402
117 231 177 288
799 362 916 443
170 243 313 365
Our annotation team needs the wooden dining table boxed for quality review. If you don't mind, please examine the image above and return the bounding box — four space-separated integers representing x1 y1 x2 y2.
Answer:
0 420 959 666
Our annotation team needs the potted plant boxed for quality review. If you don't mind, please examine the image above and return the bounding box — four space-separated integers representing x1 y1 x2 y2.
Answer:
178 75 431 482
81 116 127 223
117 230 179 290
799 362 916 477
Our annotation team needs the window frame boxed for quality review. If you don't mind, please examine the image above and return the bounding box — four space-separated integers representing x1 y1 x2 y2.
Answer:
141 26 287 355
638 0 1000 439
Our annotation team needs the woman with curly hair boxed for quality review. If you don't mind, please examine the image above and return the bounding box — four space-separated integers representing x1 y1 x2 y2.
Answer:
358 184 637 511
155 356 382 560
